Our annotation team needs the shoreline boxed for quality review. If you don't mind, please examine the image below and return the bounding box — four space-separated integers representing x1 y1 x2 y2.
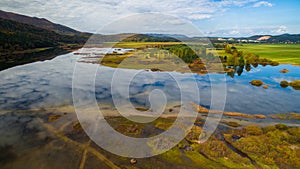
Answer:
3 103 299 128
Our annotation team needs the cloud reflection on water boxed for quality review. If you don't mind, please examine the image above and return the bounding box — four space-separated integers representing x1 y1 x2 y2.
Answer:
0 52 299 114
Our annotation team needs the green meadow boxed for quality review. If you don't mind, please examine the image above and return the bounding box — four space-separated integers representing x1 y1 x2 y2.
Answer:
235 44 300 65
105 42 300 65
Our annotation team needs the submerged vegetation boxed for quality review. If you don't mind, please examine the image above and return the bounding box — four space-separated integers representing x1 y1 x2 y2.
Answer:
47 114 62 122
224 121 242 128
280 80 300 90
193 104 266 119
269 112 300 120
250 80 263 87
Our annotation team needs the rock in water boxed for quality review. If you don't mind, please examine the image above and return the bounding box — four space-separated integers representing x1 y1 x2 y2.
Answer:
263 85 268 89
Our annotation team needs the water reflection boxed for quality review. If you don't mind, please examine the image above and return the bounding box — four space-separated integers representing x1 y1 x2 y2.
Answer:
0 51 299 115
0 47 71 71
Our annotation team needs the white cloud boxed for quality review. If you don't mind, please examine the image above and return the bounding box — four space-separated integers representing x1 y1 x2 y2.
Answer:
205 25 288 37
186 14 212 20
253 1 273 7
273 25 287 34
99 13 203 36
229 30 240 35
0 0 263 33
217 0 258 7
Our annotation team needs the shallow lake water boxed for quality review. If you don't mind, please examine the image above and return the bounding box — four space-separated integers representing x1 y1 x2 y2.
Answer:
0 50 299 115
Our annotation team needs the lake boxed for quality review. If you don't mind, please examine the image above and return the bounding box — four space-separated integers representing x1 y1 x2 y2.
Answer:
0 49 299 116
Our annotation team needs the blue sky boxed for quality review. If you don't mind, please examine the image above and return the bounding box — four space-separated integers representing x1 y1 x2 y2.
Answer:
0 0 299 37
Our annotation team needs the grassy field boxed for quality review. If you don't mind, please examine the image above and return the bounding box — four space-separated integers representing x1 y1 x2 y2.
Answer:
100 51 196 73
215 49 229 57
235 44 300 65
98 42 300 72
107 43 300 65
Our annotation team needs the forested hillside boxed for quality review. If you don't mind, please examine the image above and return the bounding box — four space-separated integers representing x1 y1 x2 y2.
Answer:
0 10 90 36
0 18 89 53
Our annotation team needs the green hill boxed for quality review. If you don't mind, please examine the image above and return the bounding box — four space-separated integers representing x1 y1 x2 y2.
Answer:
0 18 89 53
0 10 90 36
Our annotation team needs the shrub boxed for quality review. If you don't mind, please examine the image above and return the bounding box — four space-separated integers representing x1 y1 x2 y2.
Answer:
275 124 288 130
263 126 277 133
270 61 279 66
280 81 289 88
244 126 263 135
287 127 300 143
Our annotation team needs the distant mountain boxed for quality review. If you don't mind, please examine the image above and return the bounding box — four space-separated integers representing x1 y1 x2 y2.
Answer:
247 35 268 40
121 34 181 42
267 34 300 43
246 34 300 43
0 10 90 37
146 33 188 39
86 33 181 44
211 34 300 43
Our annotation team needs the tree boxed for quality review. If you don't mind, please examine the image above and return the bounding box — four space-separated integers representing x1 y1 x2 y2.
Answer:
227 56 235 66
239 56 245 66
225 44 231 53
